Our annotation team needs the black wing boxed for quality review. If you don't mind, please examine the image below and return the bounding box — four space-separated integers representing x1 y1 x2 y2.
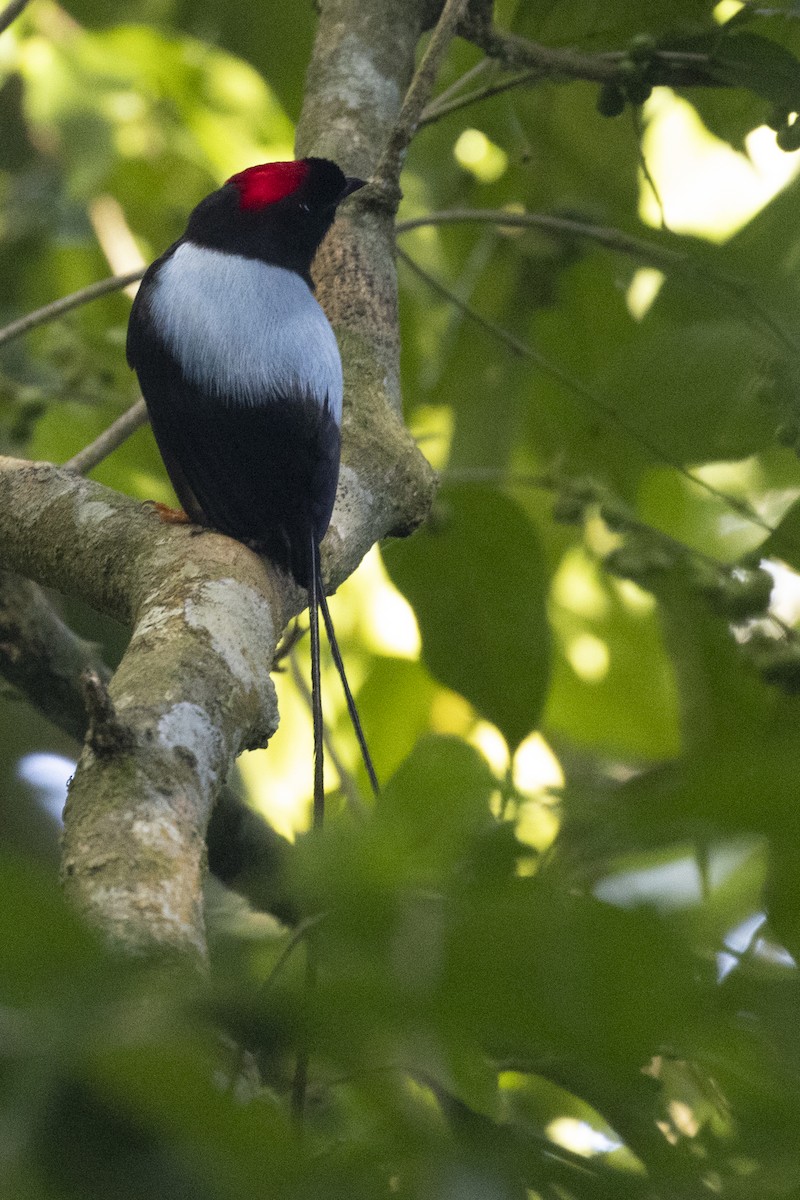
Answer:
127 281 340 587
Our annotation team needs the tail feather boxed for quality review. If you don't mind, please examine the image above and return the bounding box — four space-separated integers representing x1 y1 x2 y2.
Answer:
318 589 380 798
293 532 379 1128
308 532 325 830
307 531 380 823
292 533 322 1122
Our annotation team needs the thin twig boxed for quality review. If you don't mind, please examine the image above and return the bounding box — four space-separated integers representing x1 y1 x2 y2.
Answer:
632 106 669 233
423 28 736 125
289 647 367 819
398 246 778 539
291 958 315 1128
272 620 306 672
465 24 718 89
471 28 622 83
420 67 541 126
398 207 689 253
442 466 744 574
0 269 143 349
372 0 470 201
422 55 491 117
395 208 798 353
0 270 149 474
0 0 31 36
257 913 326 999
63 397 149 475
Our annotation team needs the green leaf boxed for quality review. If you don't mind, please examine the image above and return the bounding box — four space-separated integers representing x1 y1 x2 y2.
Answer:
510 0 717 49
545 549 681 760
348 656 438 784
0 852 103 1006
64 0 315 119
384 485 552 748
761 494 800 570
295 737 498 907
90 1040 295 1200
710 32 800 112
375 735 498 881
601 319 774 464
439 877 701 1070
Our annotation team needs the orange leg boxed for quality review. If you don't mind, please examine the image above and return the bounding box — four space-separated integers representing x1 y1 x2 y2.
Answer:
151 501 192 525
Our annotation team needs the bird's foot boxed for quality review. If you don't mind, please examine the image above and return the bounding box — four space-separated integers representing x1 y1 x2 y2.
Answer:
149 501 192 525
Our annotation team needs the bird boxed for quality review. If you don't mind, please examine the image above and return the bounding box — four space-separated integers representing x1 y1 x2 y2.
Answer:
126 157 378 819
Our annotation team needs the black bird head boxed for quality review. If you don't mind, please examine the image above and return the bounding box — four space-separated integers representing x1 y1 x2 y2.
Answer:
183 157 366 275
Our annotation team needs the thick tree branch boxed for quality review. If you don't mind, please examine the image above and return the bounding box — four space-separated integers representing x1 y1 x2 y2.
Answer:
0 457 290 955
0 565 297 923
0 180 433 958
0 570 110 741
296 0 461 425
206 785 296 925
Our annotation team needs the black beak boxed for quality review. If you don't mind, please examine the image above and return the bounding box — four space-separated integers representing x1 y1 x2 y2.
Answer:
341 176 367 200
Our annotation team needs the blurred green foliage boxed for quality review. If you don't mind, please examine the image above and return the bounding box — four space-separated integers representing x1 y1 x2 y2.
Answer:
6 0 800 1196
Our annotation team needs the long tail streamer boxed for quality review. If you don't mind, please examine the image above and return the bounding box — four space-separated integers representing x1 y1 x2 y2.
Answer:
319 587 380 799
292 533 380 1126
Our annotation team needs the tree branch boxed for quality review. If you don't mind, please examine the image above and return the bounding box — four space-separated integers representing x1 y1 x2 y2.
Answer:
0 564 297 924
294 0 439 482
397 206 692 258
64 398 149 474
421 55 492 117
0 456 290 956
0 0 438 958
395 208 798 354
0 570 110 741
458 14 739 90
9 247 425 956
372 0 471 205
463 23 624 84
0 0 32 37
420 67 540 126
0 270 142 349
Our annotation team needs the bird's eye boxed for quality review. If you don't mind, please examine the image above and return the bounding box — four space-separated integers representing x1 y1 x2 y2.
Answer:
299 201 311 214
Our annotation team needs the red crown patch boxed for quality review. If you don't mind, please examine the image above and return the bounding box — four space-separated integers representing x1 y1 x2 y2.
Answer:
228 160 311 211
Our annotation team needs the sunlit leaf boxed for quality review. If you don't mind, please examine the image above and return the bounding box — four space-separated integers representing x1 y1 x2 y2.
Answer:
385 485 552 748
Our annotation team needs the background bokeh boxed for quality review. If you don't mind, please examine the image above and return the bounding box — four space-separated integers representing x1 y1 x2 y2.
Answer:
4 0 800 1196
